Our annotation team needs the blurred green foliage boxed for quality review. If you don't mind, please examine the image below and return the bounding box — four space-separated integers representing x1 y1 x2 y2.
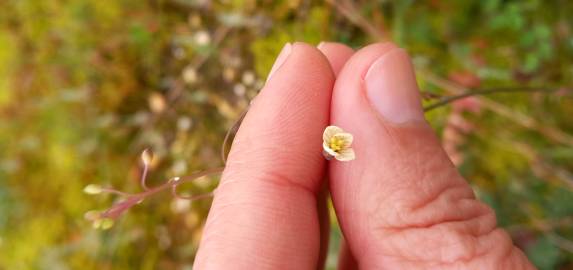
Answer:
0 0 572 269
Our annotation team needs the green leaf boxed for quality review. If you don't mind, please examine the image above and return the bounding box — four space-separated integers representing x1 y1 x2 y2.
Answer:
526 236 563 270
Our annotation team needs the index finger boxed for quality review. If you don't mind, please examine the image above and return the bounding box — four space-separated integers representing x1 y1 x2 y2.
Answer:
194 43 335 269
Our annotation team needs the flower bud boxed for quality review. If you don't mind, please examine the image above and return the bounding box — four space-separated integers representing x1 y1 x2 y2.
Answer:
83 184 103 195
84 210 101 221
141 149 153 166
93 218 114 230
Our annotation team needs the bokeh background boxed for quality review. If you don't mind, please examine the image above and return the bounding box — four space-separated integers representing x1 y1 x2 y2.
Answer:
1 0 572 269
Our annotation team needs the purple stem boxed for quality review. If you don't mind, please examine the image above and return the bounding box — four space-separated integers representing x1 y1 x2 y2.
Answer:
101 167 224 220
140 164 149 190
100 188 133 196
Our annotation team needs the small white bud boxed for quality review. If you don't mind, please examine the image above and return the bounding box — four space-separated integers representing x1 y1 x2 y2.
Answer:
84 210 101 221
93 218 114 230
83 184 103 195
141 149 153 166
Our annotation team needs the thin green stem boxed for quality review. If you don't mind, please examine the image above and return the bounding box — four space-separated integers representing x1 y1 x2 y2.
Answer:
423 86 565 112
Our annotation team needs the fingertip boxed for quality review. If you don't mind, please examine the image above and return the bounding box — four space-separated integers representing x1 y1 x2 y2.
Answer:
338 42 399 81
363 48 425 123
229 41 335 192
292 41 335 69
265 41 335 93
330 42 400 133
316 42 354 76
292 41 336 80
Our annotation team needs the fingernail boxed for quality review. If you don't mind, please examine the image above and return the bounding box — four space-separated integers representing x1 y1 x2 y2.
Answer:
266 43 292 82
317 41 326 49
364 48 424 123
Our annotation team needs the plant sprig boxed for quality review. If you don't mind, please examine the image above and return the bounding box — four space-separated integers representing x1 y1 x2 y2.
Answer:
85 85 569 229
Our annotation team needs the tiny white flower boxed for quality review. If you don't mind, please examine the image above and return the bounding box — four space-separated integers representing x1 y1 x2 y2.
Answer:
322 126 355 161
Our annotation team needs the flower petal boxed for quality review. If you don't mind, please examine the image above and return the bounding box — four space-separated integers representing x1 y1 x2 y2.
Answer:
333 132 353 147
335 148 355 161
323 142 339 157
323 125 343 142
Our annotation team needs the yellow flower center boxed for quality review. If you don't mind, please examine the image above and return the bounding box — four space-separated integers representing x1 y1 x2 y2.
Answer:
329 137 345 152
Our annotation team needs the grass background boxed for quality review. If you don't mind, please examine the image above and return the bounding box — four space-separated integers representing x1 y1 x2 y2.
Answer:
0 0 572 269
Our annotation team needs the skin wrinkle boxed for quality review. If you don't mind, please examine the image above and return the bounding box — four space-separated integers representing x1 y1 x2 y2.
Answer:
371 200 496 263
226 144 318 169
472 231 517 269
399 187 482 228
224 149 322 192
409 175 472 213
379 211 495 260
368 124 480 229
378 200 496 236
206 186 314 222
365 195 525 269
201 180 319 268
504 247 532 269
230 126 318 153
225 161 320 193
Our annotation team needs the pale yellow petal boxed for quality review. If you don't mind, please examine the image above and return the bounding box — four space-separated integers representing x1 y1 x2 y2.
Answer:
333 132 353 147
335 148 355 161
323 125 343 142
323 141 339 157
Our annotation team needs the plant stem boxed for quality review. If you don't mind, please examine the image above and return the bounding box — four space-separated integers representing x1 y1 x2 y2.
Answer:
423 86 564 112
101 167 224 219
221 107 249 164
140 164 149 190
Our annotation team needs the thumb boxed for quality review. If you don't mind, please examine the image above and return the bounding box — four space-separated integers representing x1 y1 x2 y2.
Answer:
329 43 534 269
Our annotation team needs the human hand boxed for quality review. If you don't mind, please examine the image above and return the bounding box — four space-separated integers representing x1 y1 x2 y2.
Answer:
193 42 536 269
